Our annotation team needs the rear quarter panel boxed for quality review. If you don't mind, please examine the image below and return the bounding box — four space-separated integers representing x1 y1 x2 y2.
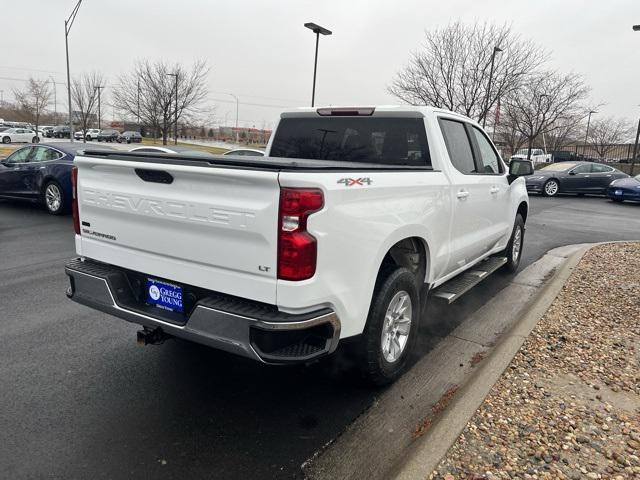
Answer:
277 169 452 338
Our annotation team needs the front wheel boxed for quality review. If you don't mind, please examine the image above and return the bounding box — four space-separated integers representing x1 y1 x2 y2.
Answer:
32 136 40 143
43 181 66 215
543 179 559 197
2 136 10 144
359 267 419 386
500 214 525 273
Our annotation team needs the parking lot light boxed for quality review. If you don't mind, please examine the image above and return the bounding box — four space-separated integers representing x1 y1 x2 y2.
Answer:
304 22 332 107
584 110 597 145
482 46 503 129
94 85 104 130
65 0 83 143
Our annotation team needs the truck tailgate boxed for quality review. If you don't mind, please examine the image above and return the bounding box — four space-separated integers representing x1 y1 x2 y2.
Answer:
74 155 280 304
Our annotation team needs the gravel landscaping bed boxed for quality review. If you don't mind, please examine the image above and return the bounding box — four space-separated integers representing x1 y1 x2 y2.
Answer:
430 242 640 480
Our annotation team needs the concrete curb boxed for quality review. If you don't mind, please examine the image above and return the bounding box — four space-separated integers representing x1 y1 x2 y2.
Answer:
391 243 595 480
303 243 613 480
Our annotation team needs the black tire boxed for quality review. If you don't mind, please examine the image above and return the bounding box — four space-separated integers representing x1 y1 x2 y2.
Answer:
542 179 560 197
42 180 66 215
359 266 420 386
97 138 103 142
611 198 623 203
500 214 525 273
2 136 10 144
32 136 40 143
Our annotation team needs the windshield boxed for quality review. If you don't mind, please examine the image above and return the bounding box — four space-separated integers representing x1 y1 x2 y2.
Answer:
635 174 640 181
270 117 431 166
541 162 575 171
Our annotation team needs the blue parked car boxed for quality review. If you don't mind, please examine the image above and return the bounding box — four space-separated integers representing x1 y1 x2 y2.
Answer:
607 174 640 203
0 142 111 215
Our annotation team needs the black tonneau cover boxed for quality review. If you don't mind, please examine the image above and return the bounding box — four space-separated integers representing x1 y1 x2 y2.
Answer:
80 150 434 172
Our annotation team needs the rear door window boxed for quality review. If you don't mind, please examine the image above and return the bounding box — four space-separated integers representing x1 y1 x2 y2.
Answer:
572 164 592 174
31 147 62 162
470 126 503 174
439 118 476 174
270 117 431 166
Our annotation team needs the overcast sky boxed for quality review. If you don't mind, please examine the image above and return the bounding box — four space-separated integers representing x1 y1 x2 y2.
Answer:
2 0 639 128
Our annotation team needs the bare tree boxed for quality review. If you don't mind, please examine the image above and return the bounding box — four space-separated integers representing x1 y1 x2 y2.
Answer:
71 72 104 142
113 60 209 145
388 21 546 123
13 77 52 136
587 117 633 159
496 119 528 158
501 71 589 161
545 115 583 153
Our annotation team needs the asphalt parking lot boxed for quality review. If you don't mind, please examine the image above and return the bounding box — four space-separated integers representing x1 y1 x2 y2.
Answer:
0 195 638 479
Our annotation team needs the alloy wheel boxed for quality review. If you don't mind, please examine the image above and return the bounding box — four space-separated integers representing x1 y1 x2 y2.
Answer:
380 291 412 363
45 184 62 213
512 225 522 262
544 180 559 196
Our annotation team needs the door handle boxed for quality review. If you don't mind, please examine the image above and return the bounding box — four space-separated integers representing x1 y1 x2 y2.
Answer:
490 187 500 194
456 190 470 199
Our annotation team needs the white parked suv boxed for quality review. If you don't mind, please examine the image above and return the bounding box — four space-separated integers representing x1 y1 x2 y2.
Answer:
74 129 101 141
1 128 39 144
65 106 532 384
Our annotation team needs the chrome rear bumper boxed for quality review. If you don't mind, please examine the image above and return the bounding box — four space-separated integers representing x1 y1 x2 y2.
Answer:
65 258 340 363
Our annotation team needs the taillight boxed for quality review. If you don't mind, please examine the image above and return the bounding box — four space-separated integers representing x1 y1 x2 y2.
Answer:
277 188 324 281
71 166 80 235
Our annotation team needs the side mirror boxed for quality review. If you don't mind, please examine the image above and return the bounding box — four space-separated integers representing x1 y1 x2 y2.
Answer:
568 170 576 175
507 158 534 184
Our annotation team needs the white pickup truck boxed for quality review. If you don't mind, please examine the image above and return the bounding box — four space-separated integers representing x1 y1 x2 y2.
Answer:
510 148 552 165
65 106 532 384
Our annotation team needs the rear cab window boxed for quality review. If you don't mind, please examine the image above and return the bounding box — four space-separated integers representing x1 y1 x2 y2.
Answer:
270 116 431 167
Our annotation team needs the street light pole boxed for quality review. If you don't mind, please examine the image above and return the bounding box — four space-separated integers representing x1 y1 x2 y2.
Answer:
483 46 503 129
630 119 640 176
49 77 57 125
304 23 332 107
166 73 178 145
65 0 82 143
584 110 598 145
228 93 239 144
94 85 104 130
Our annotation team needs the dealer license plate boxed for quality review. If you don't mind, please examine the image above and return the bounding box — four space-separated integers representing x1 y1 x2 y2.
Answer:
146 278 183 313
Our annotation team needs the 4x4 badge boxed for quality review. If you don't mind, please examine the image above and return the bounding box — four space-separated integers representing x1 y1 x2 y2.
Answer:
337 177 372 187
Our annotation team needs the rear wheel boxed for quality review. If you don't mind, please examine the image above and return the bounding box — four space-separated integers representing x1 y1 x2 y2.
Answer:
32 136 39 143
43 181 65 215
500 214 525 273
2 136 10 144
359 267 419 386
543 179 559 197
